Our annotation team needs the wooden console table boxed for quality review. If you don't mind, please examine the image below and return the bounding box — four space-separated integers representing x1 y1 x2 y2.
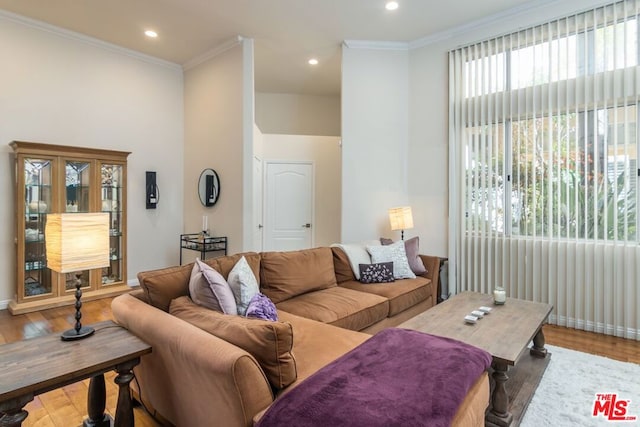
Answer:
0 320 151 427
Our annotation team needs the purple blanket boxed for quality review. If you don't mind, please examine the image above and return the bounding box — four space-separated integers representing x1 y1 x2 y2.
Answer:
256 328 492 427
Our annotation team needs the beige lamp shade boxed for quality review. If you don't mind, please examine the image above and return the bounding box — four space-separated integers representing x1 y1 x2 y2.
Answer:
45 213 110 273
389 206 414 231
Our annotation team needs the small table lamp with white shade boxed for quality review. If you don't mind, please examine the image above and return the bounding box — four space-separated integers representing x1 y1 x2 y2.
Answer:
388 206 414 240
46 212 110 341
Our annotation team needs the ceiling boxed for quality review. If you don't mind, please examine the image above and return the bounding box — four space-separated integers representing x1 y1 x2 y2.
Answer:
0 0 536 95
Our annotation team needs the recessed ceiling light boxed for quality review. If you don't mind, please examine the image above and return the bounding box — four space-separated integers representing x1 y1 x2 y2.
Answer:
144 30 158 38
308 58 319 65
385 1 399 11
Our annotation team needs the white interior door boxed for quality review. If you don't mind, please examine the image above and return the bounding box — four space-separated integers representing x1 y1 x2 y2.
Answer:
253 156 263 251
264 162 313 251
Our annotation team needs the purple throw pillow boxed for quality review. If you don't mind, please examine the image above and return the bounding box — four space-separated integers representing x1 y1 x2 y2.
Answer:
189 259 237 315
380 236 427 275
245 293 278 322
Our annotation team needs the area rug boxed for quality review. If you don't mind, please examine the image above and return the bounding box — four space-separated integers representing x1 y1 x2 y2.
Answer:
520 344 640 426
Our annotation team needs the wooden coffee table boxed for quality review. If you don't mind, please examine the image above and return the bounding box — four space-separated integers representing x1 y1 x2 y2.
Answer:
399 291 553 427
0 320 151 427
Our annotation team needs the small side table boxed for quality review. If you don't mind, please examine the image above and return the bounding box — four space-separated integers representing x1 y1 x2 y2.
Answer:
0 320 151 427
180 233 227 264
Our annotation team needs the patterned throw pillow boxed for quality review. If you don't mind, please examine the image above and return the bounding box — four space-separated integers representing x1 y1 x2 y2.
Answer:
227 256 260 315
245 293 279 321
367 241 417 279
358 262 395 284
380 236 427 275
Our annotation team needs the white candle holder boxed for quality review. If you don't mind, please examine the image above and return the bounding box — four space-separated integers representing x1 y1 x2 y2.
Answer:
493 287 506 305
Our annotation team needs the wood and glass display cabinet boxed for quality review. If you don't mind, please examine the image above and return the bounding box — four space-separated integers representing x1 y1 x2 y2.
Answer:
9 141 131 314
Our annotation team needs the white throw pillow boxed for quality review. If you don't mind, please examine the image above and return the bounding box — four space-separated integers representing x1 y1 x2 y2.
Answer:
227 256 260 315
367 240 416 279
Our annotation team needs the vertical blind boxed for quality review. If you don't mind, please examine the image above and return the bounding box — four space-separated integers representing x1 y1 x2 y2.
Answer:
449 0 640 339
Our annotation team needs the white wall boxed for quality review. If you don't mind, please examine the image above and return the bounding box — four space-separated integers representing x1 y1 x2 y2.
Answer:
256 93 341 136
0 14 184 306
407 0 612 257
183 40 254 259
262 134 342 247
341 46 409 243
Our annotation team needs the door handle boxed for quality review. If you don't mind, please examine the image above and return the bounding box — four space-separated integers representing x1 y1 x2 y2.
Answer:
302 223 311 228
258 224 263 229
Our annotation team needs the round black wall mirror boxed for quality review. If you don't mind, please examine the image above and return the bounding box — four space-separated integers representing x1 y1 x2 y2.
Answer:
198 168 220 207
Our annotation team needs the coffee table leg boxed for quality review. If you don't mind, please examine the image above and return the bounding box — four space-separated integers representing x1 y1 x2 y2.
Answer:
84 374 111 427
486 362 513 427
0 394 33 427
530 327 548 358
114 359 139 427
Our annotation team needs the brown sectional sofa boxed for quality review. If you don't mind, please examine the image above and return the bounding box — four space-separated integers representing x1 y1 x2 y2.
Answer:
111 246 489 426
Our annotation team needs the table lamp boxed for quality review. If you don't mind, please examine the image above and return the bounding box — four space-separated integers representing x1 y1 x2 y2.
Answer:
46 212 110 341
388 206 414 240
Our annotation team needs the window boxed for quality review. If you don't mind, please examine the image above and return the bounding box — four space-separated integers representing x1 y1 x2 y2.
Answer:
449 0 640 340
456 3 640 243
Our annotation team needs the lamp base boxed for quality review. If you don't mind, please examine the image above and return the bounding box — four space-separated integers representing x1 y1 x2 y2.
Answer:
61 326 95 341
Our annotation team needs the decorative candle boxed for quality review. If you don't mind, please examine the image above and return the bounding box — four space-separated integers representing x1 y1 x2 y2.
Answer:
203 215 208 232
493 287 506 305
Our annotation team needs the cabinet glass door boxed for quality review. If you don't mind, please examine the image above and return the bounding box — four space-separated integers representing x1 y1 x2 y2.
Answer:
64 160 92 291
23 158 52 297
101 164 123 286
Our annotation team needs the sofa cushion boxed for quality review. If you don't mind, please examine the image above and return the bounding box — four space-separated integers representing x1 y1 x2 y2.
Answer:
260 248 337 303
339 277 432 317
331 246 356 283
275 287 389 331
276 311 370 387
137 263 192 311
169 296 297 389
137 252 261 312
205 252 261 284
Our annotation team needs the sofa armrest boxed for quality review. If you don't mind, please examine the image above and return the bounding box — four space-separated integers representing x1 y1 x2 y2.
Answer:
418 255 440 306
111 293 273 427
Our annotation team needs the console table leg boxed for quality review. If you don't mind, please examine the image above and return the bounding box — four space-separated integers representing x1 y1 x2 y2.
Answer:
486 362 513 427
0 394 33 427
114 359 139 427
84 374 111 427
530 327 548 358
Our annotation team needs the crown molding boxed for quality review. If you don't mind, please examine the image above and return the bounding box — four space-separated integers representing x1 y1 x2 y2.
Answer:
343 40 409 51
182 36 244 71
409 0 564 49
343 0 565 52
0 9 181 70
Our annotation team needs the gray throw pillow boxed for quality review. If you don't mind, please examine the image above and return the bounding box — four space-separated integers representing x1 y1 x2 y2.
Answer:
367 241 416 279
380 236 427 275
188 258 237 315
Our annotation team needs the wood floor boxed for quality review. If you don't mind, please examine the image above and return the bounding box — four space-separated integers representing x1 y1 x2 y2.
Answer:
1 297 639 426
